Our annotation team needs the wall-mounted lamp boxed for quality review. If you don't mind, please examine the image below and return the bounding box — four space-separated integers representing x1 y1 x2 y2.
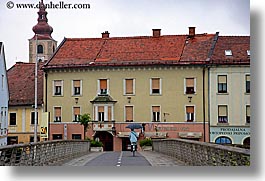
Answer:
188 96 192 103
127 96 131 103
75 97 79 104
163 112 170 122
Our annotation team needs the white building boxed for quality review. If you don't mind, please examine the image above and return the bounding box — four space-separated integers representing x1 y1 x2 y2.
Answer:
209 36 250 147
0 42 9 146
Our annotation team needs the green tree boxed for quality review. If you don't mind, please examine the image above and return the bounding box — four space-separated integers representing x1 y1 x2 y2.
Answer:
78 113 91 140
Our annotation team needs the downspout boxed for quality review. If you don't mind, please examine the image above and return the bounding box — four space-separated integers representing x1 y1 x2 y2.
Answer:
44 71 50 140
203 67 206 142
207 32 219 143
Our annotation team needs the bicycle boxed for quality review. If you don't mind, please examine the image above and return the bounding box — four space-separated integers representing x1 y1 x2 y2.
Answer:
131 142 137 157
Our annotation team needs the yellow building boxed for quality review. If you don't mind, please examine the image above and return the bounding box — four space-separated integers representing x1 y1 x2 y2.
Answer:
43 28 214 151
7 62 44 144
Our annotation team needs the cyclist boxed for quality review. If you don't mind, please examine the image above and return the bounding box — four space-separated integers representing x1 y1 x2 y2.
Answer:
129 129 138 152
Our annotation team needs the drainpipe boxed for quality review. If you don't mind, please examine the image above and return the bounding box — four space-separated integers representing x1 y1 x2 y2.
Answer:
203 67 206 142
44 71 50 140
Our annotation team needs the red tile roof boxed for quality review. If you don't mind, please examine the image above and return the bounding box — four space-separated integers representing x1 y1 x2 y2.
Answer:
43 33 250 69
7 62 43 106
44 33 217 69
211 36 250 64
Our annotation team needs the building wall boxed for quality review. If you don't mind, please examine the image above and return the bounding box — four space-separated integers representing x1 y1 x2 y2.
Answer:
209 66 250 145
8 106 43 144
45 66 209 124
0 44 9 146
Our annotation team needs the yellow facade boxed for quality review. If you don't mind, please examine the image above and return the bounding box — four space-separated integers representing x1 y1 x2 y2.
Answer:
45 66 209 124
8 106 43 144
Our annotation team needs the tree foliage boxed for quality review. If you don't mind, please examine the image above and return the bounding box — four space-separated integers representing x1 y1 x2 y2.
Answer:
78 113 91 140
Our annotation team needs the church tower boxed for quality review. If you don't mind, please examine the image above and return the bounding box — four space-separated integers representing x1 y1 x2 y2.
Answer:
29 0 57 63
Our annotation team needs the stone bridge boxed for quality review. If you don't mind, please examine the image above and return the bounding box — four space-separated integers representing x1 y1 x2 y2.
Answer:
0 139 250 166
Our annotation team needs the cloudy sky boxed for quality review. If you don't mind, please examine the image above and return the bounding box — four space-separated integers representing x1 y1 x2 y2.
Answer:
0 0 251 69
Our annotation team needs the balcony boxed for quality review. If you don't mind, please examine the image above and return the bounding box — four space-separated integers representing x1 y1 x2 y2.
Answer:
92 120 116 132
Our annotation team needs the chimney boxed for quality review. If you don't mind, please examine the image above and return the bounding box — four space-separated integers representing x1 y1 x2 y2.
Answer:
188 27 196 37
102 31 110 38
152 29 161 37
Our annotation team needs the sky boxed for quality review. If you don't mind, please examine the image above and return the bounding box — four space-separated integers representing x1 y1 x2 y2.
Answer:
0 0 250 69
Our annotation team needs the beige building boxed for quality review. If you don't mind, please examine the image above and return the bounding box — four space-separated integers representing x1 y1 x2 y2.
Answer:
209 36 250 147
43 28 214 151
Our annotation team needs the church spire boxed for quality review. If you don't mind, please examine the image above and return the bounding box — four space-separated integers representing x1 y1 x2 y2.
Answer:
32 0 53 40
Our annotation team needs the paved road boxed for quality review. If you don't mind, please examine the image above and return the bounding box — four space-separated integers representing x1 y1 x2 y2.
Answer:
63 151 185 166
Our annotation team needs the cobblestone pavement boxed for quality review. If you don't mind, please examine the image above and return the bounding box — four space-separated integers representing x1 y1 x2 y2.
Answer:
62 151 185 166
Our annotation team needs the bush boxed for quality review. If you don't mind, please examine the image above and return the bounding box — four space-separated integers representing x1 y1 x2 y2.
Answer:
90 140 103 147
140 138 152 147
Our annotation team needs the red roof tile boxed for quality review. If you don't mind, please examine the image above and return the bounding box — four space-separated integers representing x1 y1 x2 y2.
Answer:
44 34 202 68
7 62 43 106
211 36 250 64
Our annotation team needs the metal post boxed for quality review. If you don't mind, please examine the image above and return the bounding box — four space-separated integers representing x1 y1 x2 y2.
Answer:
34 34 38 143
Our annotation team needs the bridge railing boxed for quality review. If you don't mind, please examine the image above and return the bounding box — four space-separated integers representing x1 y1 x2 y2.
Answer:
0 140 90 166
152 139 250 166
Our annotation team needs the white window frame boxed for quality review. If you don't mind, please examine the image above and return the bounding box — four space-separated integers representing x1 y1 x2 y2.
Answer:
150 78 162 95
225 50 232 56
123 78 136 95
72 80 82 96
151 105 161 122
53 106 62 122
97 79 110 95
184 77 196 94
72 106 81 122
185 105 196 122
53 80 64 96
124 105 134 122
93 104 114 122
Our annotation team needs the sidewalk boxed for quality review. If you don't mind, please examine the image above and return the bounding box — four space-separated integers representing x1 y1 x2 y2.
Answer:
139 151 186 166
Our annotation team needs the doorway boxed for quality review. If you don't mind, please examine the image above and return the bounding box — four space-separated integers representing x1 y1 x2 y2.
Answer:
94 131 113 151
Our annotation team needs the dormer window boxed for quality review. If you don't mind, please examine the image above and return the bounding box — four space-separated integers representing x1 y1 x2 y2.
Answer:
247 50 250 56
225 50 232 56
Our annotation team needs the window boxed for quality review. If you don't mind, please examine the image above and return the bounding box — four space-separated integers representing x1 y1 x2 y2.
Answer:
218 75 227 93
185 78 195 94
247 50 250 56
52 134 62 140
246 75 250 93
186 106 194 122
30 136 40 142
225 50 232 56
73 80 81 96
99 79 108 95
54 107 62 122
125 106 133 122
73 107 80 122
53 80 63 96
72 134 82 140
124 79 135 95
151 78 161 94
152 106 160 122
9 113 16 126
30 112 38 125
215 136 232 144
218 105 228 123
246 105 250 124
37 45 43 54
98 106 104 121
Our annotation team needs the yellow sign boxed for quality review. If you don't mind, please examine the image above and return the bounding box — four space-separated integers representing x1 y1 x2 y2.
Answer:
40 112 49 138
